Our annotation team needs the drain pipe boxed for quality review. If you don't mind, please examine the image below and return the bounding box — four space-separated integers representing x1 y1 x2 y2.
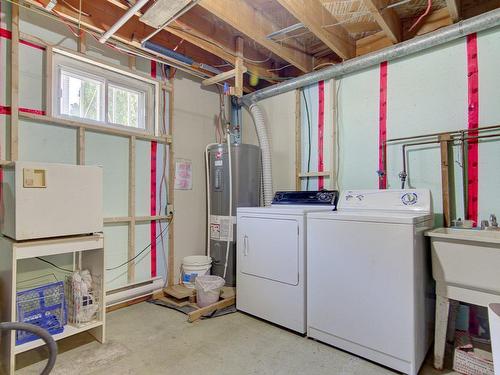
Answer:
248 103 273 207
240 8 500 106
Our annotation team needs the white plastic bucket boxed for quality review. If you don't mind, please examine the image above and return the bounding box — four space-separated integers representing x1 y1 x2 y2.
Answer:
181 256 212 288
195 275 225 308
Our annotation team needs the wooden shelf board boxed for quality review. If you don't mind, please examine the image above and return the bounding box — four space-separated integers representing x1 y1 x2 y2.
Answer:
14 321 104 354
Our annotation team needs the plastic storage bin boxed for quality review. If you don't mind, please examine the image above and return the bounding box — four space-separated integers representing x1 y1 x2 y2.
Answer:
16 281 67 345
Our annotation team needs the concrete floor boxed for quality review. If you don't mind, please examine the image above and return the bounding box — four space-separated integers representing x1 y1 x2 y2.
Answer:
16 302 458 375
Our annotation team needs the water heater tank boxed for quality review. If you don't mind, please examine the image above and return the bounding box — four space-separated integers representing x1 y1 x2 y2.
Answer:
208 143 261 286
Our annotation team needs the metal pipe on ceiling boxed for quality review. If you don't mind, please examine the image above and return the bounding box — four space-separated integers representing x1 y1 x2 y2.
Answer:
240 8 500 105
99 0 150 44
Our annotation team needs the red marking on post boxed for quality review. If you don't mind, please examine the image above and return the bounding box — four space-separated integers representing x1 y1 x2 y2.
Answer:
378 61 388 189
0 106 10 115
1 28 46 50
0 106 46 115
0 28 10 39
466 33 479 226
150 141 158 277
19 107 45 115
20 39 45 50
318 81 325 190
150 61 157 79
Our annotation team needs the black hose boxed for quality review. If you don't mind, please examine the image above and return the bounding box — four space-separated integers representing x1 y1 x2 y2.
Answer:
0 322 57 375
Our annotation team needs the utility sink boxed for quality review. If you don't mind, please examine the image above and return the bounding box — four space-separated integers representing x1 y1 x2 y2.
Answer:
427 227 500 370
426 227 500 301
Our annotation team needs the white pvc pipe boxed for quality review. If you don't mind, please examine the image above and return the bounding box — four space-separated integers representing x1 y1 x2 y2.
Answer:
223 132 233 279
99 0 149 44
248 104 273 206
205 143 219 258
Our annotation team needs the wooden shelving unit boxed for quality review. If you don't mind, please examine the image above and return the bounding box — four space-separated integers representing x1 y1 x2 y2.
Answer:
0 234 106 375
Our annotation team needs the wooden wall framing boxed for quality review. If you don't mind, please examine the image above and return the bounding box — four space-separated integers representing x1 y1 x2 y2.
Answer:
5 6 175 290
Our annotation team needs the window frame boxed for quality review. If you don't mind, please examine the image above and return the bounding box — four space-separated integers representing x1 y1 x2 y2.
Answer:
52 47 160 136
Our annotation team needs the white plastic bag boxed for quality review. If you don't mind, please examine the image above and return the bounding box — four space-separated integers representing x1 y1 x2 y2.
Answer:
195 275 225 308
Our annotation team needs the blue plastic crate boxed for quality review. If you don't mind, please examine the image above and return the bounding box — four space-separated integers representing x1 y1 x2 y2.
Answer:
16 281 67 345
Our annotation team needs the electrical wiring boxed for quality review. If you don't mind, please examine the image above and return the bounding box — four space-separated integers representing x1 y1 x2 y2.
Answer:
35 257 73 273
17 273 58 286
4 0 211 81
313 62 335 70
106 218 173 271
302 90 312 191
169 23 272 66
409 0 433 31
158 63 170 287
61 0 90 16
267 64 293 72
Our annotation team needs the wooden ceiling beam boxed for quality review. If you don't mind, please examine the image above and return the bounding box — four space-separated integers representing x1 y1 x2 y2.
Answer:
198 0 313 72
445 0 461 21
105 0 280 81
356 8 453 56
364 0 402 43
275 0 355 60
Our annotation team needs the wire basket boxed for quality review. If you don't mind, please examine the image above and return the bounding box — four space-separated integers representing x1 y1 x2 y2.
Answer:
65 271 102 328
16 281 67 345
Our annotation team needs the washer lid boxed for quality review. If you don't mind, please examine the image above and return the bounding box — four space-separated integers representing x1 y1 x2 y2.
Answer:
308 210 432 224
237 205 335 216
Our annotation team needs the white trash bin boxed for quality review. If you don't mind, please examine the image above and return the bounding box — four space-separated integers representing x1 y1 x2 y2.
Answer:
181 256 212 288
195 275 225 308
489 303 500 373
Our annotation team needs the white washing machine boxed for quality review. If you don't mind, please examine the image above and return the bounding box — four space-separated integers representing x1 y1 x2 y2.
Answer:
307 189 434 375
236 191 339 333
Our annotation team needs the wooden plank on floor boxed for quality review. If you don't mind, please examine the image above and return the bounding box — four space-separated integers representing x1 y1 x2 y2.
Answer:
164 284 195 300
106 294 152 313
188 296 236 323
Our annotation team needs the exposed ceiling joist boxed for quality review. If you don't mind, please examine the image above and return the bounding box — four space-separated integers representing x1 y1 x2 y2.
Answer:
445 0 461 21
364 0 402 43
25 0 222 76
356 7 453 56
198 0 313 73
275 0 355 59
105 0 280 81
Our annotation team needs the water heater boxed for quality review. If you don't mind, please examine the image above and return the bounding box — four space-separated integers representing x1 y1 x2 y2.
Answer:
207 143 261 286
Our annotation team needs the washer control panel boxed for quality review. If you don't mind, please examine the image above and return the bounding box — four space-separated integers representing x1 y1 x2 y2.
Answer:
340 189 431 212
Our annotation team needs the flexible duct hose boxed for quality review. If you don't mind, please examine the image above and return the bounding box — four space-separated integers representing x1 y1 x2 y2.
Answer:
0 322 57 375
248 103 273 207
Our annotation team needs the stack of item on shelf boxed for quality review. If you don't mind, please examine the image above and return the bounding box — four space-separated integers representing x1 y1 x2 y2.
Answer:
66 270 102 327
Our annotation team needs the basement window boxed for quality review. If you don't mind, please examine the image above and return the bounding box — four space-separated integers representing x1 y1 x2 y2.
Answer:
52 50 158 134
108 84 145 129
59 69 104 122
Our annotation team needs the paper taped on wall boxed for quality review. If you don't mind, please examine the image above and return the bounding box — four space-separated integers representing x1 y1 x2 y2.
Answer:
174 159 192 190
